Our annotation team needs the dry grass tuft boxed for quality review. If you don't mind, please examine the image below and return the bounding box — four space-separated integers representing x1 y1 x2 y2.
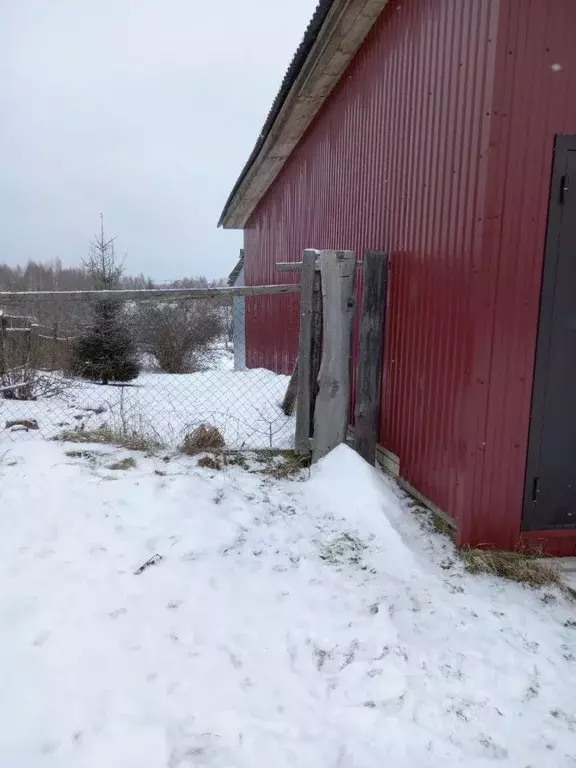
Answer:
65 449 98 461
108 457 137 471
198 454 222 471
249 449 309 479
223 453 250 471
460 546 561 588
58 427 161 453
266 452 309 479
431 512 456 541
181 424 225 456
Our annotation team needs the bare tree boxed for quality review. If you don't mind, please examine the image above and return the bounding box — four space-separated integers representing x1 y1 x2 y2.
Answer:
136 301 224 373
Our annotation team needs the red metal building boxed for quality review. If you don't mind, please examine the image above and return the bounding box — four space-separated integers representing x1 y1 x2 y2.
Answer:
220 0 576 555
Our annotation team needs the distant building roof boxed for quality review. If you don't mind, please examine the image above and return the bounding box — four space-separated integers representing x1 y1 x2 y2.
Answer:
227 250 244 286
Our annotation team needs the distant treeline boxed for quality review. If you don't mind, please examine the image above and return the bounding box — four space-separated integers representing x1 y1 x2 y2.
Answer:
0 260 225 293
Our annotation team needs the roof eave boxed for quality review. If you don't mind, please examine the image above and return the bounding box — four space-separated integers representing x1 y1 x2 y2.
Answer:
219 0 388 230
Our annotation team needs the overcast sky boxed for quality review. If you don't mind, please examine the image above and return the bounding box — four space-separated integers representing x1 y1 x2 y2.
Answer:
0 0 317 281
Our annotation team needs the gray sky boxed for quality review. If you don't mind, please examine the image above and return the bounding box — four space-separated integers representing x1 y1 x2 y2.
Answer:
0 0 317 281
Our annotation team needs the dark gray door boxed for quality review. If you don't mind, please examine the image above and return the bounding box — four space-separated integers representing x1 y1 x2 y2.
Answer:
524 136 576 531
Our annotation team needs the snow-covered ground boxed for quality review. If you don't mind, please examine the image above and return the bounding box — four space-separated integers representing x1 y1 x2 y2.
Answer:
0 438 575 767
1 361 294 449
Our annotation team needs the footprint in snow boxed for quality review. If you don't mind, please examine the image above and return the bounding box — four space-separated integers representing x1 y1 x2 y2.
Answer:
33 630 51 647
109 608 128 619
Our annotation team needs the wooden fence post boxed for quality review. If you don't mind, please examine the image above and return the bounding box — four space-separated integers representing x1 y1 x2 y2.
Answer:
0 315 6 373
27 323 39 361
312 250 356 461
281 357 299 415
52 321 58 371
295 249 319 453
309 264 323 435
354 250 388 464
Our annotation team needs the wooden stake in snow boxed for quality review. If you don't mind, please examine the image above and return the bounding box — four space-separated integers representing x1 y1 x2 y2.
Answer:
312 251 356 462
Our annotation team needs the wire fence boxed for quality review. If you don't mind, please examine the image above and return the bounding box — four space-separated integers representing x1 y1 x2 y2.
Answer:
0 291 298 452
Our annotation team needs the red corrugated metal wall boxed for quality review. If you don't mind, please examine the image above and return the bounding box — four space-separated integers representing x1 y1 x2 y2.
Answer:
243 0 576 551
464 0 576 554
245 0 499 534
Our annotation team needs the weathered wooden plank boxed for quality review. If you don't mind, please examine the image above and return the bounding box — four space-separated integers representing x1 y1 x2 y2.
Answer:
276 261 363 272
276 261 317 272
354 250 388 464
281 358 299 416
284 266 322 426
295 249 319 453
0 315 7 360
0 314 36 323
0 284 301 305
312 250 356 461
37 333 78 342
0 381 32 394
309 267 323 434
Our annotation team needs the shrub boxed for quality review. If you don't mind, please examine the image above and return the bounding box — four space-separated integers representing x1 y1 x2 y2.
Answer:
136 301 224 373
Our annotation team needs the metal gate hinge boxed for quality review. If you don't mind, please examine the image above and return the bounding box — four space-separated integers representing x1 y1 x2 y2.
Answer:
532 476 540 504
560 174 569 204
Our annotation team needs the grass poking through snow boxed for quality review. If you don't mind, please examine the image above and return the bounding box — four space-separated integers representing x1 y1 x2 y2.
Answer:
57 427 162 453
250 449 309 479
460 547 562 588
108 457 137 471
198 455 222 471
320 532 367 567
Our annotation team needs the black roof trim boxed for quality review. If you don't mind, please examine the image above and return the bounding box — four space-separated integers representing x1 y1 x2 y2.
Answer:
218 0 334 227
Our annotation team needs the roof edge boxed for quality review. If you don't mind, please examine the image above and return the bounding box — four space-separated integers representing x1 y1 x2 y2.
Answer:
219 0 388 229
227 249 245 286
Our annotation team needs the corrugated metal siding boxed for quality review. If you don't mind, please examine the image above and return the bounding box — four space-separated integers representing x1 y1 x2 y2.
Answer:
463 0 576 553
245 0 499 531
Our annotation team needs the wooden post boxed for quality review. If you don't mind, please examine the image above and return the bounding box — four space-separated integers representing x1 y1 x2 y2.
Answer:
52 320 58 371
0 315 6 374
281 357 299 415
354 250 389 464
27 323 38 362
295 249 319 453
309 268 323 435
312 250 356 461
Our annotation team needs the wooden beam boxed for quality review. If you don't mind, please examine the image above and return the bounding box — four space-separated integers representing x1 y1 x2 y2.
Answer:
0 284 301 305
295 249 319 453
276 261 317 272
276 260 363 272
354 250 388 464
313 250 356 461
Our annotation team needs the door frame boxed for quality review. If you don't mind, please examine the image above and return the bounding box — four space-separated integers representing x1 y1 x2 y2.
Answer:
523 134 576 531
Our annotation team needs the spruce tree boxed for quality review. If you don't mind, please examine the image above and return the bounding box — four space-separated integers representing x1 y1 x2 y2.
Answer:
71 215 140 385
72 300 139 384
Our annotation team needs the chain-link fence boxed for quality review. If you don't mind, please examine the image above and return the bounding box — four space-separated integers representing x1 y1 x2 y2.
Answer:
0 289 299 451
